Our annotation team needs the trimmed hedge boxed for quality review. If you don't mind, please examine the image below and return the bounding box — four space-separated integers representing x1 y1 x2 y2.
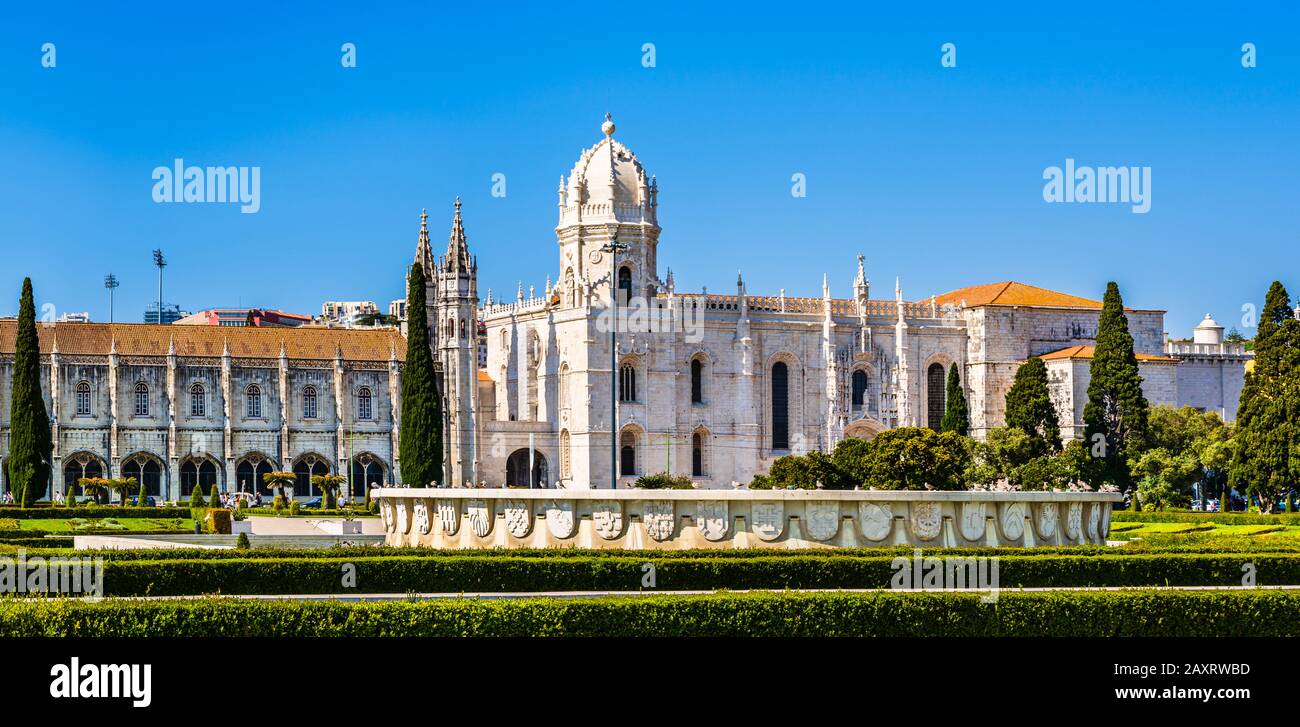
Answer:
0 506 191 520
1112 511 1300 526
1 590 1298 636
42 552 1300 596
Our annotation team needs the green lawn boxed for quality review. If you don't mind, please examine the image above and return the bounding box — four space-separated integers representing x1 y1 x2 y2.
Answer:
13 517 193 533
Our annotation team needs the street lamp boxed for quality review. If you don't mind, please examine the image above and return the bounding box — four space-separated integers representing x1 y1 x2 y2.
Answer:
104 274 119 323
600 238 629 489
152 249 166 323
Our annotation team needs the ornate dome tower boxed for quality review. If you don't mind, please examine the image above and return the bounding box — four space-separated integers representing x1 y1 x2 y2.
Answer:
554 114 661 309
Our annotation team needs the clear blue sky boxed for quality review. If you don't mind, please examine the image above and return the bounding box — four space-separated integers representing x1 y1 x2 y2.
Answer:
1 2 1296 336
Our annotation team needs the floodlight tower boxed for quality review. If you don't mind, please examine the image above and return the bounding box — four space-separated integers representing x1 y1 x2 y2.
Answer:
152 249 166 323
104 274 119 323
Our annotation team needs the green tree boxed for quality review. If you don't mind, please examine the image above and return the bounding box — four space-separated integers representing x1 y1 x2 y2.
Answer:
208 483 221 508
851 427 970 491
940 364 969 435
1230 281 1300 513
262 471 295 511
399 263 444 486
6 279 52 506
189 484 206 509
1082 282 1150 493
1004 357 1060 455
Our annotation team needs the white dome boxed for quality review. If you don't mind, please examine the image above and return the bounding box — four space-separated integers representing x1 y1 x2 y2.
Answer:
1193 313 1224 345
562 114 653 210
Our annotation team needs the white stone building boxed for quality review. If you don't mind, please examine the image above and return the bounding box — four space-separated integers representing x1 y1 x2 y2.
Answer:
413 115 1250 490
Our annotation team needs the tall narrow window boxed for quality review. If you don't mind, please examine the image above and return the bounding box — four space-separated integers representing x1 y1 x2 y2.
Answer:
690 358 704 404
927 362 946 430
620 429 637 476
190 383 206 417
617 266 632 305
692 431 706 477
246 385 262 419
134 382 149 417
558 363 570 411
771 362 789 450
75 382 92 416
357 387 373 420
851 370 868 409
619 363 637 402
559 429 571 480
303 386 318 419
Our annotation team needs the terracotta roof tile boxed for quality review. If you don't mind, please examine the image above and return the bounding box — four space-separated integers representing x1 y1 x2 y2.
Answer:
932 281 1104 309
1038 345 1178 363
0 321 406 362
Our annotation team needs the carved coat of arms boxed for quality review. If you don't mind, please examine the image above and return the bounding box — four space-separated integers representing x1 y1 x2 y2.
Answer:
858 502 893 541
804 502 840 541
1001 502 1026 540
696 501 728 541
642 501 675 542
592 500 624 540
467 498 492 538
1087 502 1102 542
504 499 532 538
437 499 460 535
910 502 942 541
1065 501 1083 541
396 499 411 535
1035 502 1058 539
959 502 986 541
414 499 432 535
545 499 576 539
381 500 395 533
751 502 785 541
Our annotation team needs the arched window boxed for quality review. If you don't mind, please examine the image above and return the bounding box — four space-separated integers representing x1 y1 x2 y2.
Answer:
75 382 92 416
619 363 637 402
122 456 162 498
133 382 149 417
236 457 275 496
293 456 329 496
927 362 946 430
558 363 570 411
559 429 571 480
303 386 318 419
350 454 387 498
851 370 868 410
771 362 789 450
357 387 373 420
190 383 206 417
63 455 103 500
179 458 218 497
620 429 638 477
246 385 262 419
692 430 707 477
617 265 633 305
690 358 704 404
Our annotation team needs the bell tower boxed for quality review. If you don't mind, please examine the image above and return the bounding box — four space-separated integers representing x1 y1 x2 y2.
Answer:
434 198 480 485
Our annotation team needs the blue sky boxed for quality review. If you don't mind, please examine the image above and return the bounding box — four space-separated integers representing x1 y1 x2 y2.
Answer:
0 2 1296 336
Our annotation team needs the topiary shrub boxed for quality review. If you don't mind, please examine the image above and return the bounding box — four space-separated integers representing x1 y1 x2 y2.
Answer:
204 508 232 535
189 485 206 510
273 494 287 512
288 500 302 516
208 486 221 509
632 473 695 489
235 532 251 550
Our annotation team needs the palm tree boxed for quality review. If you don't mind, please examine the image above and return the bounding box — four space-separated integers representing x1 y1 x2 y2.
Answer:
110 476 139 506
78 477 108 504
263 471 296 510
311 474 347 509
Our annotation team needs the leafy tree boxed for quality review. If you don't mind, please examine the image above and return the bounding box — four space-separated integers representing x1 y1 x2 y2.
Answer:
940 364 969 435
632 473 695 489
750 450 850 490
263 471 296 510
208 483 221 508
1224 327 1247 344
312 474 347 508
1143 405 1233 503
6 278 52 506
1082 282 1150 493
1230 281 1300 513
1132 447 1198 510
189 484 206 509
851 427 970 491
399 263 444 486
1005 357 1060 455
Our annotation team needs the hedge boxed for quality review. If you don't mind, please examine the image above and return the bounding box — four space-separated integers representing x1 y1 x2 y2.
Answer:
0 506 191 520
1 590 1298 636
1112 511 1300 526
29 552 1300 596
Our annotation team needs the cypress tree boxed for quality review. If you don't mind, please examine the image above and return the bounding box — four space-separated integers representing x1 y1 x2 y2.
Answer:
1082 282 1150 492
6 278 52 506
1230 281 1300 512
189 484 206 509
1005 356 1060 454
208 483 221 508
940 363 969 436
399 263 444 486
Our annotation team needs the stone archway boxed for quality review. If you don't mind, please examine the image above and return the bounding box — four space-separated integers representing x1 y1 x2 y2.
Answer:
505 449 548 488
844 417 888 441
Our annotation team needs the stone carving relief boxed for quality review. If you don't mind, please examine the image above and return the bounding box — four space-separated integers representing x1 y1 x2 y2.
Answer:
592 500 624 540
1065 501 1083 541
910 502 942 541
396 499 411 535
504 499 532 538
381 500 395 533
437 499 460 535
858 502 893 541
467 498 492 538
414 498 432 535
1035 502 1058 540
1087 502 1102 542
697 501 729 541
959 502 986 541
751 501 785 541
804 502 840 541
1001 502 1026 540
545 499 576 539
643 500 675 542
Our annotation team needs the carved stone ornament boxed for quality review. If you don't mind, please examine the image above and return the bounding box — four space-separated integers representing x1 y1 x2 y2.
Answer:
804 501 841 541
858 502 893 541
396 499 411 534
381 500 395 533
642 500 675 542
592 500 624 540
751 501 785 541
1035 502 1058 539
1087 502 1102 542
1065 501 1083 541
545 499 577 539
1001 502 1026 540
504 499 532 538
466 498 492 538
437 499 460 535
910 502 942 541
696 500 729 541
959 502 986 541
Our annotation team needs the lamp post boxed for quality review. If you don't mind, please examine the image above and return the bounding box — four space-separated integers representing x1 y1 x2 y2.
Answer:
600 238 628 489
104 274 119 323
152 249 166 323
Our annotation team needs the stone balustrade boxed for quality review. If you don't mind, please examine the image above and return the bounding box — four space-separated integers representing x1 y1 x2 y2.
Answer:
373 488 1122 549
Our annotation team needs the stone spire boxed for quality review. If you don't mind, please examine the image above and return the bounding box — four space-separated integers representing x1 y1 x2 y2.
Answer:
444 197 473 275
853 255 870 309
415 208 434 277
